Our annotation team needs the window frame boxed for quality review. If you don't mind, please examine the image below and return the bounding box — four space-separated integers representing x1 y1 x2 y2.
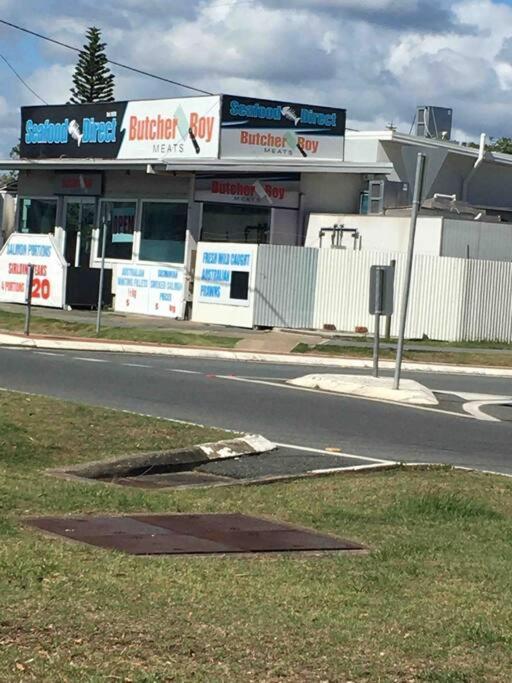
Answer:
136 199 189 267
17 196 59 236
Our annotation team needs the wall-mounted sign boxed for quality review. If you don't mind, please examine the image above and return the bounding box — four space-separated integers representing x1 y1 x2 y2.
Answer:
21 96 221 160
220 95 346 161
55 173 102 195
114 263 185 318
197 244 256 307
194 177 300 209
0 233 66 308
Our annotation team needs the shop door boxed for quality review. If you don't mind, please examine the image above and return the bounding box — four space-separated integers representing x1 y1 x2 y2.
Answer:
64 200 96 267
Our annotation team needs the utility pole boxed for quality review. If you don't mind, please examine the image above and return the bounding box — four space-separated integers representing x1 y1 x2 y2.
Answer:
393 153 426 390
96 214 108 336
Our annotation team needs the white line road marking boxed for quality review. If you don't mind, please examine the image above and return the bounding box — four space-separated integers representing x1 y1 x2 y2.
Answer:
217 375 476 420
273 442 395 465
167 369 201 375
462 400 506 422
35 351 61 357
123 363 151 368
73 357 109 363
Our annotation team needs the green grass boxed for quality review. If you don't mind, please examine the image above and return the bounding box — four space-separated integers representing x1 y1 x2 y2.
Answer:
292 342 512 367
0 309 241 348
328 334 512 351
2 391 512 681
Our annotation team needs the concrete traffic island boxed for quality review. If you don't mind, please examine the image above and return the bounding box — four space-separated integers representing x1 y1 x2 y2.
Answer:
287 374 439 406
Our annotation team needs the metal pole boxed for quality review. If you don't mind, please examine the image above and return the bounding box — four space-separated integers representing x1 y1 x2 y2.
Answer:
373 267 383 378
96 215 108 336
385 259 396 340
24 264 34 336
393 153 426 390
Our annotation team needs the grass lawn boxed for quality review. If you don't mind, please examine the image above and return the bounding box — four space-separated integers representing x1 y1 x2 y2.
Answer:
293 342 512 368
2 391 512 682
0 309 241 349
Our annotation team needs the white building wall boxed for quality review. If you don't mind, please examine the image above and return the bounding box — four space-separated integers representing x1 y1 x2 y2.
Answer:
305 214 443 255
441 219 512 261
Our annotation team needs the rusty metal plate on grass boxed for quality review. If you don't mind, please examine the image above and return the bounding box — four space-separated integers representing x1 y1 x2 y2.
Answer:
25 513 365 556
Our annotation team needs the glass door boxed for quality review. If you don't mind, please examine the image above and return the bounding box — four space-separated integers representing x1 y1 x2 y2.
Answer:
64 199 96 267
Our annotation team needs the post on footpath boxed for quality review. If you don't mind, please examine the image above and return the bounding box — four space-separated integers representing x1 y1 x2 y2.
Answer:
384 259 396 340
96 214 108 336
369 265 395 378
24 263 35 336
393 153 426 390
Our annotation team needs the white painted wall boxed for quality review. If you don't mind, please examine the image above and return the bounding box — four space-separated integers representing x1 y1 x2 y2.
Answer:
305 214 443 255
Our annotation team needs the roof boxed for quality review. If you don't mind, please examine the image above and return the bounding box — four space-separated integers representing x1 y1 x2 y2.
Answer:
0 157 394 175
346 130 512 167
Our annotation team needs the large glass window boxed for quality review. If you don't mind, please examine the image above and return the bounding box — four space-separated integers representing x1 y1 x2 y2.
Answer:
18 198 57 234
98 201 136 260
201 204 270 244
139 202 188 264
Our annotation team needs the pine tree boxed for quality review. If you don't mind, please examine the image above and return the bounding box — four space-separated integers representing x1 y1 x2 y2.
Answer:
69 27 115 104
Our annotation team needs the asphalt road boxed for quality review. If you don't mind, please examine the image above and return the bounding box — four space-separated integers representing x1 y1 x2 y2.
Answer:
1 346 512 474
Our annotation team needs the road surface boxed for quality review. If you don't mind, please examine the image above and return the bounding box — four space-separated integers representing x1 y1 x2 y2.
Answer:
1 346 511 474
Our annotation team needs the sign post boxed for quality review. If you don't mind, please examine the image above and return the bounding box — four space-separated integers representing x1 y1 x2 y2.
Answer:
96 216 108 336
393 153 426 391
24 264 34 336
369 265 395 378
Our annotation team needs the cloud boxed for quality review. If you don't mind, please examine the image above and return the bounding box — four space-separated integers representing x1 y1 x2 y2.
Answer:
1 0 512 159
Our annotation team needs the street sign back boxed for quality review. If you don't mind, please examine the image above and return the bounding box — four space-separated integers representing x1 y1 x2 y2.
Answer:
369 265 394 316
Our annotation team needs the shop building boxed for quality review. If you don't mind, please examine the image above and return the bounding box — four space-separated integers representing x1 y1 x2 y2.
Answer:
2 95 512 320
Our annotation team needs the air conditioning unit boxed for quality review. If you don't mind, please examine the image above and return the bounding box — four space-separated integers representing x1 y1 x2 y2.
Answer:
416 106 452 141
366 179 410 215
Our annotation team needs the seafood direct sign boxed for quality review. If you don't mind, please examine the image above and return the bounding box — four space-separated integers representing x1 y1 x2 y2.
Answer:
220 95 346 161
21 96 221 160
0 233 67 308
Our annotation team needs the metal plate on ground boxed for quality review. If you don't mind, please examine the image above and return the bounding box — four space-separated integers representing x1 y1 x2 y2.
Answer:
110 471 234 489
25 513 366 555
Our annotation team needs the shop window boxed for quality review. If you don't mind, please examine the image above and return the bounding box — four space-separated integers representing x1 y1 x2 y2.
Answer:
98 201 136 260
230 271 249 300
139 202 188 263
18 198 57 234
201 204 270 244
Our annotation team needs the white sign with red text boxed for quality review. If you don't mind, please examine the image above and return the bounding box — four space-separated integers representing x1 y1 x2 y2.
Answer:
194 177 300 209
0 233 66 308
118 96 220 160
114 263 186 319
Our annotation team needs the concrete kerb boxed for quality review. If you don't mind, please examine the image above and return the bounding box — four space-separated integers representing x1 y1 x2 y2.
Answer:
2 331 512 378
49 434 275 482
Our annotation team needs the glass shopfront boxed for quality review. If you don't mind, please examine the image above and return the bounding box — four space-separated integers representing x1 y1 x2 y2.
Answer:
139 201 188 263
18 198 57 234
201 203 270 244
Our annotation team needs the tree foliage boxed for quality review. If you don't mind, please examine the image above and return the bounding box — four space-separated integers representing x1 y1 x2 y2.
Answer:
69 27 115 104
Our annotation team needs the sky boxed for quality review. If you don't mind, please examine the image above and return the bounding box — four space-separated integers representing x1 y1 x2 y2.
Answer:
1 0 512 156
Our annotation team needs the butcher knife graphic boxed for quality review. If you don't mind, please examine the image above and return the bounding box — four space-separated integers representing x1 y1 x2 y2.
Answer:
175 104 200 154
284 130 307 157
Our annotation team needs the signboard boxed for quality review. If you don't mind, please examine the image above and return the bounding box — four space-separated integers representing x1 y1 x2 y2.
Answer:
21 96 221 160
0 233 66 308
194 177 300 209
114 263 185 318
369 265 394 315
111 206 135 244
54 173 102 195
197 244 254 307
220 94 346 161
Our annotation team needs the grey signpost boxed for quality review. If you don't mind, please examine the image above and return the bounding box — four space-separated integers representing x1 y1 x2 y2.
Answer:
24 263 34 336
96 215 108 336
393 153 426 390
369 265 394 378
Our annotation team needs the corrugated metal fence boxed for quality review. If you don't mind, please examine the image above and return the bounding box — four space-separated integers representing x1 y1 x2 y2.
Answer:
252 245 512 342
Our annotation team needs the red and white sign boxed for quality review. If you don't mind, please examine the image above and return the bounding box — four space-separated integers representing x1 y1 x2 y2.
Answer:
0 233 66 308
194 177 300 209
118 96 220 160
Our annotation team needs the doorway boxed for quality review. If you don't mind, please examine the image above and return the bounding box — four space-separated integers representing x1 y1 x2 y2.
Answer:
64 199 96 267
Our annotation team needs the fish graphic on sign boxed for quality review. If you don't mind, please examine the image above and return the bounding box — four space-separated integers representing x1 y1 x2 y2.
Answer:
281 106 300 126
68 120 83 146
